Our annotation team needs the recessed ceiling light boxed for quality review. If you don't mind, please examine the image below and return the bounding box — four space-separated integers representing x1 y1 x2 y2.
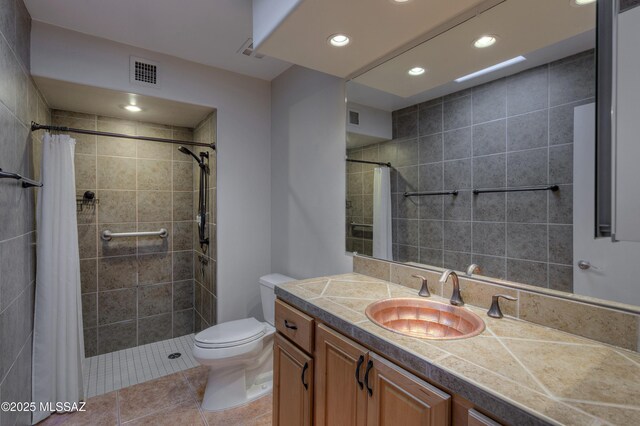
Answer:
328 34 350 47
408 67 426 76
124 105 141 112
473 35 498 49
571 0 596 6
455 56 526 83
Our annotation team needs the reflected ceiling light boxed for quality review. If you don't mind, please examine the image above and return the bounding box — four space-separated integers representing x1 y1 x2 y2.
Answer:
408 67 426 76
571 0 596 6
473 35 498 48
124 105 141 112
455 56 526 83
389 0 413 4
328 34 350 47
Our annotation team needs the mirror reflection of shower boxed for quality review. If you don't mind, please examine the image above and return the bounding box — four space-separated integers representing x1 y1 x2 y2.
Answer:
178 146 210 252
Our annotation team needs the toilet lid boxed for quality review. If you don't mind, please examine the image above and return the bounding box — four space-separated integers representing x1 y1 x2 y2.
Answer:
195 318 266 348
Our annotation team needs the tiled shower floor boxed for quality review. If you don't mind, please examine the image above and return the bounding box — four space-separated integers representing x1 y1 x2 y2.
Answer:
83 334 198 398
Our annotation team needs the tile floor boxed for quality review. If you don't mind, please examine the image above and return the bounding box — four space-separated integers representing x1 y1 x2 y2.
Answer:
83 334 198 398
39 365 273 425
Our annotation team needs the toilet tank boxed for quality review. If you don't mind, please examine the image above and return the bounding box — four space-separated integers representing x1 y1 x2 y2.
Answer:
259 274 295 326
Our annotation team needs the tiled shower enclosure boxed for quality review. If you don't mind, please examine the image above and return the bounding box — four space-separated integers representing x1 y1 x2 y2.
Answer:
55 110 217 356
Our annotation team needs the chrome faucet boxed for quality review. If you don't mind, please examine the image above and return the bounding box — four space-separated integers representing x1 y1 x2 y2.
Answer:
465 263 481 276
439 269 464 306
411 275 430 297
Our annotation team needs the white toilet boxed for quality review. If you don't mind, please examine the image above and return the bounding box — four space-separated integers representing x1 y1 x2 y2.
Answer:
193 273 294 411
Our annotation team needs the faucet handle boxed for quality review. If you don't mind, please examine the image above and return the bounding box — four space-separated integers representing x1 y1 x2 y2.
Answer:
411 274 431 297
466 263 481 276
487 294 518 319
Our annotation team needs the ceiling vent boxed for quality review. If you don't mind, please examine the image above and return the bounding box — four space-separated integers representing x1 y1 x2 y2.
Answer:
130 56 160 88
348 109 360 126
237 38 265 59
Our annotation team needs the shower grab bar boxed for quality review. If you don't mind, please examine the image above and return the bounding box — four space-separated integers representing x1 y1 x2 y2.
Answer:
101 228 169 241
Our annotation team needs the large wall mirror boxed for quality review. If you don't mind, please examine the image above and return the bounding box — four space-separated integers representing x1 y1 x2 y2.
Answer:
345 0 638 307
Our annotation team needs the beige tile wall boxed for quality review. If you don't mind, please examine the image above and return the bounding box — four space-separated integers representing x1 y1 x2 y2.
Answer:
353 255 640 351
192 112 217 332
53 110 203 355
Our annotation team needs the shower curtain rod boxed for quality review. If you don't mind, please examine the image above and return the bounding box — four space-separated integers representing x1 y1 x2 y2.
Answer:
30 122 216 150
346 158 392 167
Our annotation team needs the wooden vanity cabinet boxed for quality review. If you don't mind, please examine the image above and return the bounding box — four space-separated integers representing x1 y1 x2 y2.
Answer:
315 324 369 426
314 323 450 426
366 352 450 426
273 299 501 426
273 333 314 426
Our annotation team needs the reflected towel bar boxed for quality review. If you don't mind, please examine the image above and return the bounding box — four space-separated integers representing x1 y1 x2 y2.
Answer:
472 185 559 194
404 190 458 197
350 222 373 228
346 158 392 167
102 228 169 241
0 168 42 188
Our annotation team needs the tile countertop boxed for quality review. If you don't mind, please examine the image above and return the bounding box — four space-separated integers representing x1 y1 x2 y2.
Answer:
275 273 640 426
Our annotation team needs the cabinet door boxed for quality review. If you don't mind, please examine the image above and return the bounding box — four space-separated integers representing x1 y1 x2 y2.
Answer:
366 353 450 426
273 333 313 426
315 324 369 426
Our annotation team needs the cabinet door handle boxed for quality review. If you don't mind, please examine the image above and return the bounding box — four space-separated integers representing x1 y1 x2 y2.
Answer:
363 360 373 396
301 362 309 390
284 319 298 330
355 355 365 390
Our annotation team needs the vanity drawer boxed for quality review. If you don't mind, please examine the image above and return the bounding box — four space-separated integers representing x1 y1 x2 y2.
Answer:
468 409 502 426
275 299 314 353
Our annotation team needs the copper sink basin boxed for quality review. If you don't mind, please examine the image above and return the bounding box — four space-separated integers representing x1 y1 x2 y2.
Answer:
365 298 485 340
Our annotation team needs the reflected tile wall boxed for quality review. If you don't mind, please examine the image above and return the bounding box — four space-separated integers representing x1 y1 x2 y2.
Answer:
350 50 595 292
0 1 46 425
192 112 217 332
57 110 204 355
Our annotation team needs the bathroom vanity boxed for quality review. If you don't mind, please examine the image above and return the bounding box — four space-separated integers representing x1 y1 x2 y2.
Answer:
271 273 640 426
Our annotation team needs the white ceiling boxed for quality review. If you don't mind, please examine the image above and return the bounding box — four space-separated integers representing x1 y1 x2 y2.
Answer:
353 0 595 99
35 77 214 128
348 0 596 111
24 0 291 81
254 0 493 79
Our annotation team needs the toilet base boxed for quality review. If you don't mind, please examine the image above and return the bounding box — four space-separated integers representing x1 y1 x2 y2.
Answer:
201 367 273 412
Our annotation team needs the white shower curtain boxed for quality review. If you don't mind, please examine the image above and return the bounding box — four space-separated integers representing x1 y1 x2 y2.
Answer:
372 167 393 260
32 133 84 424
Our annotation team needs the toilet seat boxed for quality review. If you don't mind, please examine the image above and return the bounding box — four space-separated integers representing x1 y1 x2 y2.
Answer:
195 318 267 349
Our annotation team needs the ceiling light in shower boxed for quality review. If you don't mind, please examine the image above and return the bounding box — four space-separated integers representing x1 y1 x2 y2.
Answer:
328 34 350 47
124 105 141 112
408 67 426 76
473 35 498 48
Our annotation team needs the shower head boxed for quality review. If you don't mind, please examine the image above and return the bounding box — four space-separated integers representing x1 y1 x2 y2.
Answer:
178 146 201 163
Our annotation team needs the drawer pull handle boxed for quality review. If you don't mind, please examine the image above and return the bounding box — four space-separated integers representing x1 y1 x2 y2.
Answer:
284 319 298 330
364 360 374 396
355 355 365 390
301 362 309 390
